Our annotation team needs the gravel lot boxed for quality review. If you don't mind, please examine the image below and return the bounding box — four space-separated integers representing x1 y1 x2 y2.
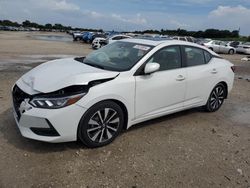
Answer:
0 31 249 188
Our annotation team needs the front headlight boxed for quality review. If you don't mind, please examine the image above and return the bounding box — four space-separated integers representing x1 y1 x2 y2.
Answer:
30 93 86 109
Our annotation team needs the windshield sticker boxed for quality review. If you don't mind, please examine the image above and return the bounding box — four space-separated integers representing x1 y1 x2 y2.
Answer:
133 45 150 51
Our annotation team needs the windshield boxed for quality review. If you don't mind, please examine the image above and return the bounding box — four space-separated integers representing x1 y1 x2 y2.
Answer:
82 41 153 71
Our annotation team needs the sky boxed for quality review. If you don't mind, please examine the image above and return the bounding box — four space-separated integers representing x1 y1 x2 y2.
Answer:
0 0 250 35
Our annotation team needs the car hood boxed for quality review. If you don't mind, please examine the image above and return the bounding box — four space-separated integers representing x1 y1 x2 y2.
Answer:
19 58 119 93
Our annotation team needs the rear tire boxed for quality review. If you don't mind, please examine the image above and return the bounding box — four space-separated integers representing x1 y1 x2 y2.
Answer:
228 49 234 55
204 83 226 112
78 101 124 148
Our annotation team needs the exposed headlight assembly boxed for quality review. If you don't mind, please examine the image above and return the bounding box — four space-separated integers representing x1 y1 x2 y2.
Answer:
30 93 86 109
28 78 115 109
29 85 88 109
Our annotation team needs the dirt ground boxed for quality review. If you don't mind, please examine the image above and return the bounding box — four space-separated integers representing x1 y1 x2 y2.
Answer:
0 31 249 188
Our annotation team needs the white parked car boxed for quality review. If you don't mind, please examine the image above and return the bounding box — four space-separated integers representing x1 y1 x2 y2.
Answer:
108 34 132 44
236 42 250 54
92 37 108 49
172 36 195 43
12 39 235 147
204 40 236 54
72 32 85 41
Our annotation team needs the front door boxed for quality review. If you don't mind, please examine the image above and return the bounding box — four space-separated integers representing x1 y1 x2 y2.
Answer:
135 46 187 119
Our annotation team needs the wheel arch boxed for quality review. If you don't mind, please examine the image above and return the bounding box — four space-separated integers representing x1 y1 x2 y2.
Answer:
78 98 129 132
217 81 228 99
228 48 235 54
108 99 128 130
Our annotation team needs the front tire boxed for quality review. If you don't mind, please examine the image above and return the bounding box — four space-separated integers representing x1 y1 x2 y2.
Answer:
204 83 226 112
78 101 124 148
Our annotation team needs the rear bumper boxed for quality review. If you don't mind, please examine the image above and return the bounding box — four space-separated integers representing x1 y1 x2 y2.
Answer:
236 48 250 54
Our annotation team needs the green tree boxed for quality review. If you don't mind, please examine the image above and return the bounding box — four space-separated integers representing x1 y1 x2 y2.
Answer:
22 20 31 27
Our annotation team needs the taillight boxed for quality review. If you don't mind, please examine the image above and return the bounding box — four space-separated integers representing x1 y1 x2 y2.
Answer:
231 66 236 73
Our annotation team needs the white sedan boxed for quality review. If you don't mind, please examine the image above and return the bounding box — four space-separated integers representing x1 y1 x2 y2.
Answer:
236 42 250 55
12 39 235 147
92 37 107 49
204 40 236 54
108 34 132 44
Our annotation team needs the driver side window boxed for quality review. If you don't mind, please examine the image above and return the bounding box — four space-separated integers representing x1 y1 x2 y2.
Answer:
148 46 182 71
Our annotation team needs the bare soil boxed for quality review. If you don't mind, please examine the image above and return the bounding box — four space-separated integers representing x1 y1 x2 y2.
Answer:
0 31 249 188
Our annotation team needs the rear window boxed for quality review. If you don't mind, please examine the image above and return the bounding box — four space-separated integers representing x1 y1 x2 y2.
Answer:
179 37 186 41
186 37 193 42
184 47 206 67
204 51 212 63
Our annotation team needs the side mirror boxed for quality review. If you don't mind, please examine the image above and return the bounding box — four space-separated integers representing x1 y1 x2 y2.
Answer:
144 63 160 74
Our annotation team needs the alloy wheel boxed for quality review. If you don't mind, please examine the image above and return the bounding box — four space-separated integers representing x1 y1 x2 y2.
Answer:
209 85 225 111
86 108 120 143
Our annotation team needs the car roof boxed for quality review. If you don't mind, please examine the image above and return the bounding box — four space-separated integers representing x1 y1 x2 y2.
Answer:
110 34 130 37
121 38 220 56
122 38 197 47
122 38 174 46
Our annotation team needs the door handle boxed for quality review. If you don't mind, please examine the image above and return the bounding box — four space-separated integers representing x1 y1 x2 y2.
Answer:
176 75 185 81
211 69 218 74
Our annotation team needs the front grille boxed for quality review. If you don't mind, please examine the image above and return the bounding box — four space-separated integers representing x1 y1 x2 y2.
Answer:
12 85 31 121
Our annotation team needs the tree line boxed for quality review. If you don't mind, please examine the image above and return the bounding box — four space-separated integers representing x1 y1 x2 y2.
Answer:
0 19 248 40
135 28 240 39
0 20 102 32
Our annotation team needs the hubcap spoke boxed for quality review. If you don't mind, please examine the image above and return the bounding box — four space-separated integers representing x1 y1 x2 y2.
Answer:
219 89 224 96
91 130 101 141
87 126 101 133
88 119 100 126
109 117 119 124
99 129 105 142
97 111 104 124
211 100 216 106
106 111 117 123
106 129 112 139
107 125 118 132
104 108 110 121
212 101 217 109
215 100 219 109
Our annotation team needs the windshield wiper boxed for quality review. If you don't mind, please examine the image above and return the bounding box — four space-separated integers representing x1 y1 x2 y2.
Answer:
83 62 104 70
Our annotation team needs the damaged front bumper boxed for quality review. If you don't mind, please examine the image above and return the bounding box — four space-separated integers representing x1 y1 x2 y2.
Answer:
12 85 87 143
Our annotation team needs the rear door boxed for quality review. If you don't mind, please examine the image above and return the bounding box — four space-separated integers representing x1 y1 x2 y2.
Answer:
219 42 228 53
213 41 221 52
182 46 219 107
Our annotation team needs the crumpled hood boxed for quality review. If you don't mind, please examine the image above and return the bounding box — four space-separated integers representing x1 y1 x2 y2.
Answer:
19 58 119 93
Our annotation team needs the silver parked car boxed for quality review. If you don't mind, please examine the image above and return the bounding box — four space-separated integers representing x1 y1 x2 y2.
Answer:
204 40 236 54
236 42 250 55
172 36 196 43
